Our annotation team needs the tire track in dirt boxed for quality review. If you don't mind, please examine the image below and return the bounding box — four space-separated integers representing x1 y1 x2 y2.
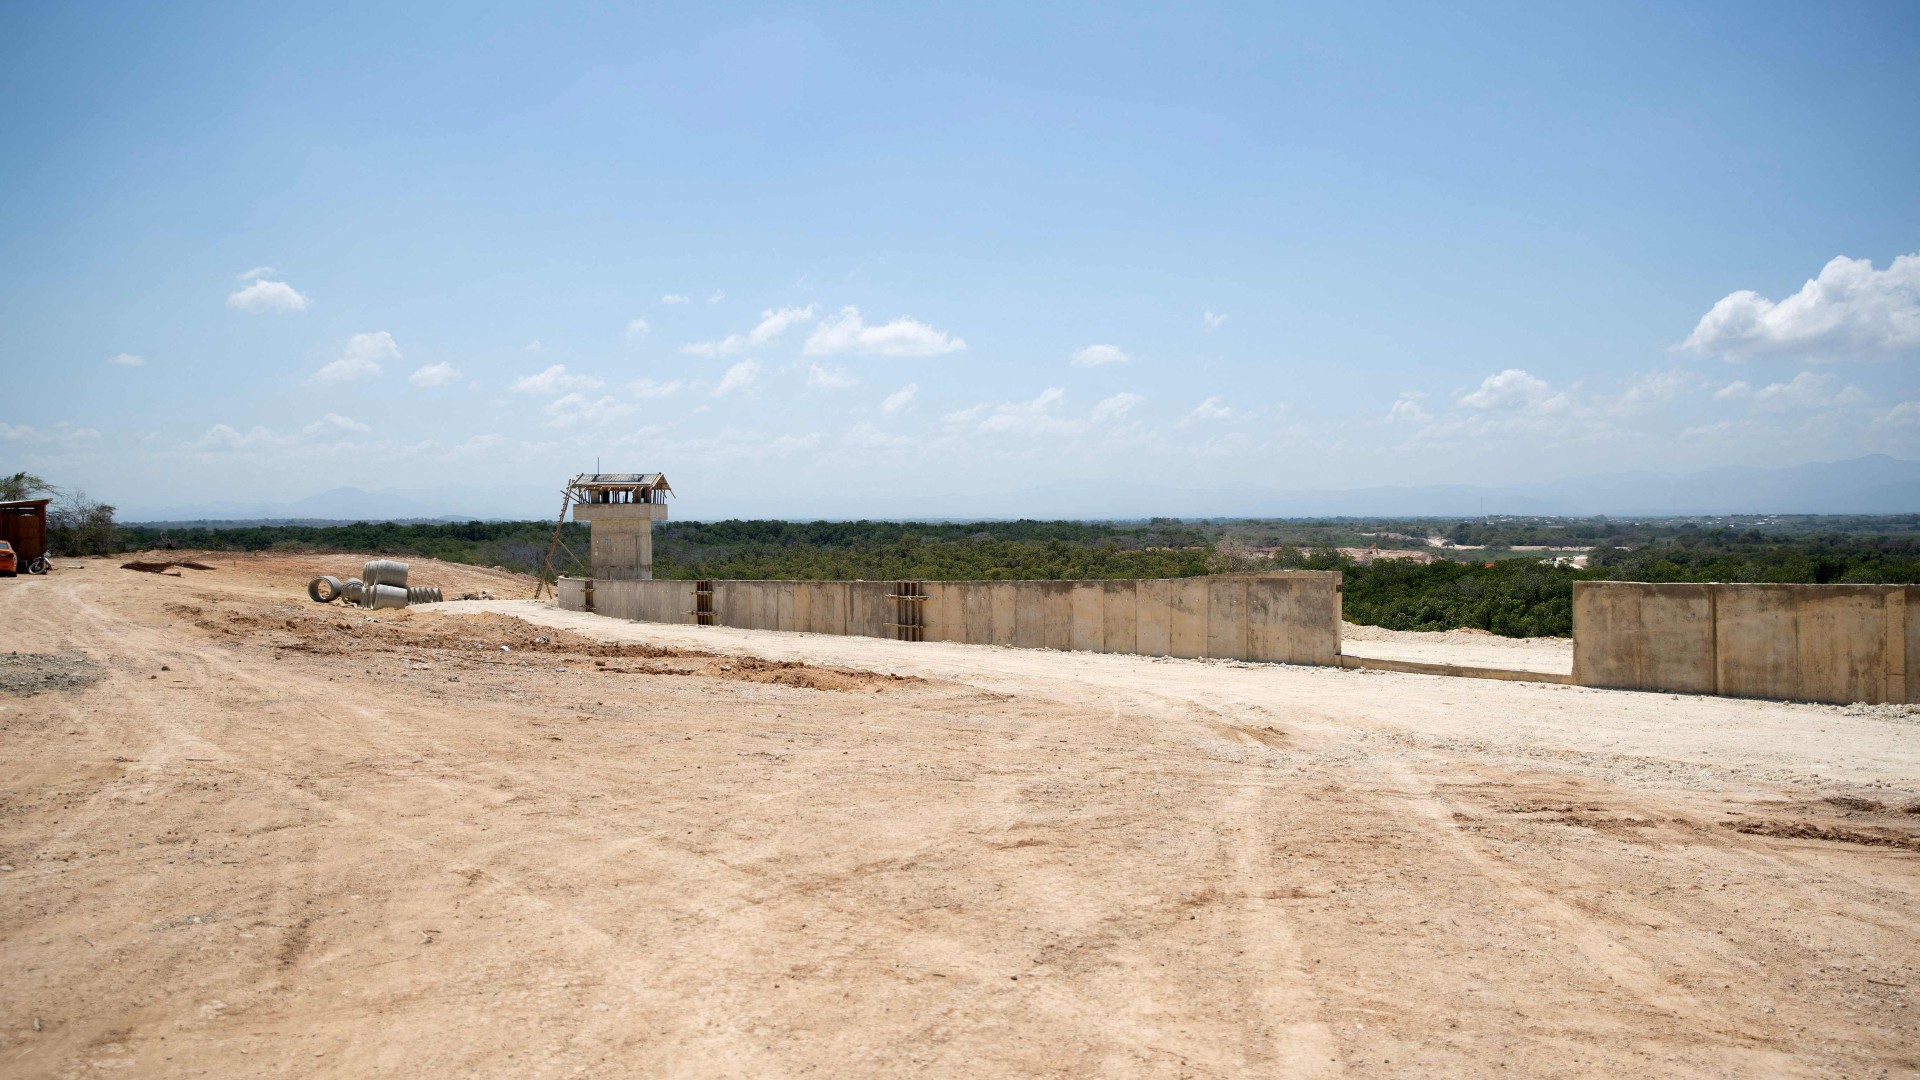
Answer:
1367 759 1802 1067
2 575 797 1076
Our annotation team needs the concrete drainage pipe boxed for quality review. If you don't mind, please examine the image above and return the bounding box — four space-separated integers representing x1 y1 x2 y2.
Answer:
367 583 409 610
362 559 409 589
340 578 366 605
307 576 344 603
407 586 443 604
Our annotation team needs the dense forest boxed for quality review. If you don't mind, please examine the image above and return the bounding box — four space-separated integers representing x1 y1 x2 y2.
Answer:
105 514 1920 638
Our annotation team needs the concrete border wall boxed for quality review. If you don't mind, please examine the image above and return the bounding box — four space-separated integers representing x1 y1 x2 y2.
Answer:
558 572 1342 665
581 578 697 624
1573 581 1916 704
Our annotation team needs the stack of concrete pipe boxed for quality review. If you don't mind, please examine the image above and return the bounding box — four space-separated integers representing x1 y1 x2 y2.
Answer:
306 559 442 608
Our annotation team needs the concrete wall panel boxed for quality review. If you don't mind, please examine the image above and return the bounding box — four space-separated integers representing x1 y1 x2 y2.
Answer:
1041 581 1075 651
959 583 993 645
1249 574 1343 666
1169 577 1209 659
591 579 693 624
791 581 816 633
1905 588 1920 705
1246 577 1296 663
1100 581 1137 655
773 582 794 632
1136 579 1173 656
1573 582 1716 695
1205 577 1249 659
1013 583 1046 649
849 582 889 639
795 582 848 636
923 582 962 643
986 583 1018 645
1795 586 1887 705
559 577 587 611
1070 583 1105 653
1713 586 1797 700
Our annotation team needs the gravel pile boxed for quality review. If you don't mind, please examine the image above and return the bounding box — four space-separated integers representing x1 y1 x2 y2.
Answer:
0 651 104 696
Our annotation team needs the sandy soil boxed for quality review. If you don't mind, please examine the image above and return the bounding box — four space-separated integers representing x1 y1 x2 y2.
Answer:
3 553 1919 1078
1338 624 1574 676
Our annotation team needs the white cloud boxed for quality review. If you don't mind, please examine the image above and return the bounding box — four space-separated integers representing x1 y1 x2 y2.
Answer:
1195 432 1253 459
1876 402 1920 429
1070 344 1130 367
227 278 310 313
1394 370 1601 448
449 433 506 456
0 422 101 448
843 423 915 450
1090 392 1144 421
511 364 604 394
408 362 461 388
881 384 919 415
803 307 966 357
807 363 858 389
309 331 398 383
662 294 690 305
1749 371 1870 413
1458 368 1566 413
626 318 651 338
544 393 638 427
1713 380 1753 401
1202 312 1228 331
715 360 762 395
238 266 277 282
303 413 370 437
954 388 1150 438
1386 393 1430 424
1187 396 1235 422
978 388 1067 434
1681 253 1920 362
108 352 144 367
193 423 277 451
627 378 683 398
684 305 816 357
707 291 725 304
1680 421 1734 440
1617 369 1701 409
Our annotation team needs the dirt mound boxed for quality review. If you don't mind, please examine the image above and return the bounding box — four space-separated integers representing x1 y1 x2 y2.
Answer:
710 655 923 693
1725 818 1920 851
0 651 104 696
121 560 216 574
162 603 919 693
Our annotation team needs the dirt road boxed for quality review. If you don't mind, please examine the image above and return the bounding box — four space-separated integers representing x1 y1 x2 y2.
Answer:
3 554 1918 1077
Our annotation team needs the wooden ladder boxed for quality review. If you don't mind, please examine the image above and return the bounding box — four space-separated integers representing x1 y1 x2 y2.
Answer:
532 488 572 600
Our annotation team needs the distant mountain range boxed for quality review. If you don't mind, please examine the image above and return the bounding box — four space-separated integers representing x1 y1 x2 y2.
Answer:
121 455 1920 524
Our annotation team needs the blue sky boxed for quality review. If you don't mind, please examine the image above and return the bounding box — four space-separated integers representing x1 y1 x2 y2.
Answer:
3 2 1918 519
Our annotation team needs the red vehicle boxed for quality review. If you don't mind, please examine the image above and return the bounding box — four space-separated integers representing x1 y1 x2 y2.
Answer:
0 540 15 576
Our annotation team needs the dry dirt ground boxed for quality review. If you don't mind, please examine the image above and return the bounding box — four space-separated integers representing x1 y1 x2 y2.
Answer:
3 552 1919 1079
1337 624 1574 676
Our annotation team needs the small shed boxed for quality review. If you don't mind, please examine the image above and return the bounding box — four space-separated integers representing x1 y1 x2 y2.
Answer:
0 498 51 562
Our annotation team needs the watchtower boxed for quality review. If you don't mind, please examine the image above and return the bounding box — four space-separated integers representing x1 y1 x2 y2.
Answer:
568 473 671 580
